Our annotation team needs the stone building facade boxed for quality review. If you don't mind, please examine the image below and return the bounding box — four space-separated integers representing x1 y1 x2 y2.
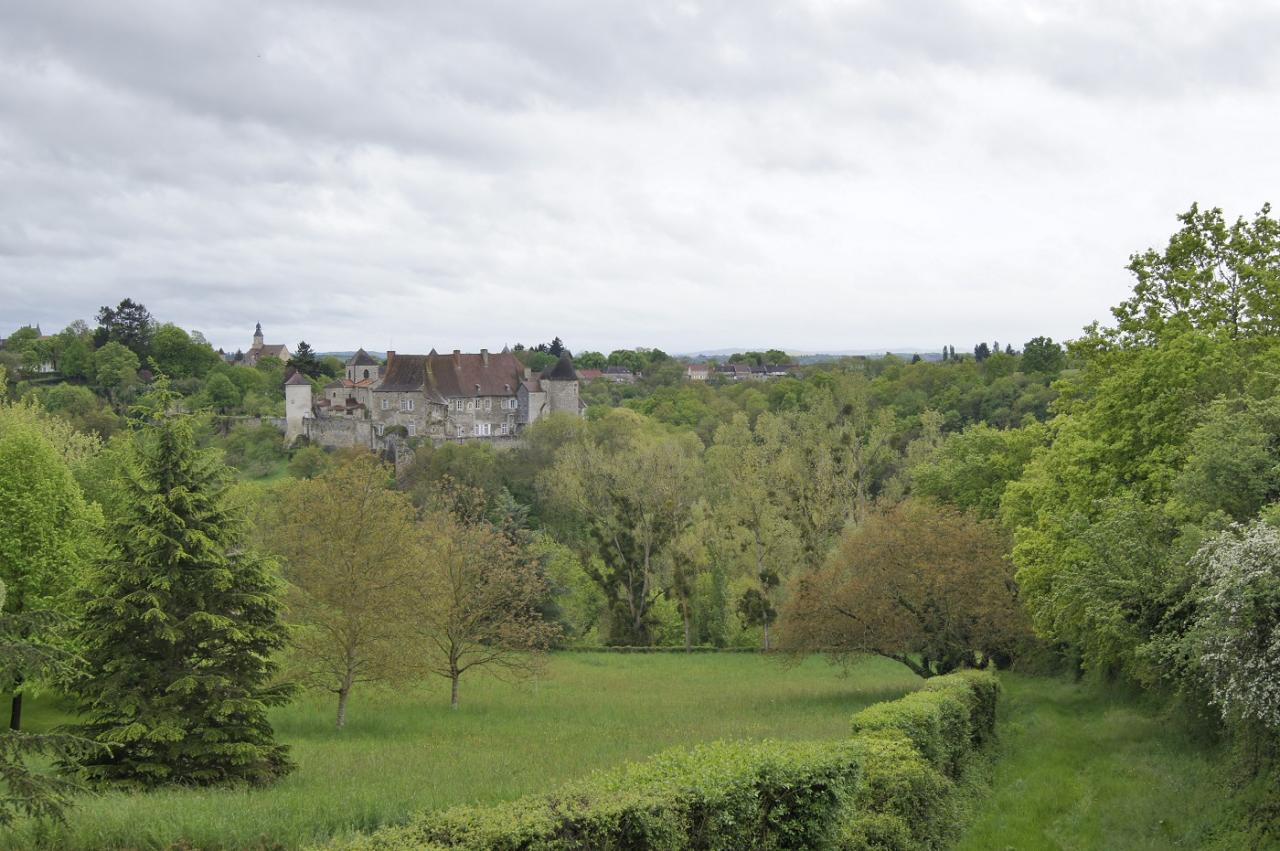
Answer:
286 347 582 448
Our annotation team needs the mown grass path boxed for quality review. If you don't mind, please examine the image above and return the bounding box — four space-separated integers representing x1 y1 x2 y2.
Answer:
956 674 1231 850
9 653 919 850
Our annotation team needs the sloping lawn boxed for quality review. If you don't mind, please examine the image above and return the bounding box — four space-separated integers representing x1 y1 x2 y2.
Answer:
9 653 920 850
956 674 1233 851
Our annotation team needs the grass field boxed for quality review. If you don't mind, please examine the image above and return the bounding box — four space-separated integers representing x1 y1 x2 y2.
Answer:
8 653 921 850
955 674 1235 851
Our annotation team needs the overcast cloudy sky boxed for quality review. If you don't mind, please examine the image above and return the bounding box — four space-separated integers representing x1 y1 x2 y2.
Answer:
2 1 1278 355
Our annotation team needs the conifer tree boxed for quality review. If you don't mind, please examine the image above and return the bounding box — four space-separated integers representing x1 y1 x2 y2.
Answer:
71 402 294 787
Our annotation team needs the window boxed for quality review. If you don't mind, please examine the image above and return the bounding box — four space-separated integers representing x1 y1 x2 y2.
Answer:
499 423 508 436
376 424 385 436
401 398 415 412
474 422 491 437
485 398 492 411
467 400 474 412
380 397 389 410
407 421 416 437
363 369 370 379
509 398 518 410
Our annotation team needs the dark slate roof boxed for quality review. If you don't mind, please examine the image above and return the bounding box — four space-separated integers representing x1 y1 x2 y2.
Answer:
540 352 579 381
604 365 634 375
376 354 430 392
285 371 311 386
348 348 378 366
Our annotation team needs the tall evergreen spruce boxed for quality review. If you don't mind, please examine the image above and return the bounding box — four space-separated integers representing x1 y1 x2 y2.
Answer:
72 409 294 787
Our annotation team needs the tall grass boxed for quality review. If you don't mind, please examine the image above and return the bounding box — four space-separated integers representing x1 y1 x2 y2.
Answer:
9 653 920 850
955 674 1232 850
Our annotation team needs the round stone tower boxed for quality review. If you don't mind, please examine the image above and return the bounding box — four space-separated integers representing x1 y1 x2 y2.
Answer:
284 370 312 444
541 352 580 415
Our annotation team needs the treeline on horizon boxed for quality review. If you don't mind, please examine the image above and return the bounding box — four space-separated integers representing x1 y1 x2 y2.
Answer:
2 202 1279 843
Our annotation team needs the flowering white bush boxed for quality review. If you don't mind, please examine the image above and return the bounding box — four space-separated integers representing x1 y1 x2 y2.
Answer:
1191 522 1280 729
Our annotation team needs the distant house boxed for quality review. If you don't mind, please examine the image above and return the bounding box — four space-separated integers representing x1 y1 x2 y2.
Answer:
603 365 639 384
577 368 604 382
685 364 711 381
713 363 796 381
243 323 290 367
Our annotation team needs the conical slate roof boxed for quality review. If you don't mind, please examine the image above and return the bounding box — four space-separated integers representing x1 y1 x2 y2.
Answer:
348 348 378 366
284 371 311 386
541 352 579 381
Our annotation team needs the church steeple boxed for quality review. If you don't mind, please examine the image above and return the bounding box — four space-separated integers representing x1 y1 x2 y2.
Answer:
253 322 264 348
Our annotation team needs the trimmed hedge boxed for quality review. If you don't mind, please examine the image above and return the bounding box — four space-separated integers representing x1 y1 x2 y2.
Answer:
558 646 764 654
328 670 1000 851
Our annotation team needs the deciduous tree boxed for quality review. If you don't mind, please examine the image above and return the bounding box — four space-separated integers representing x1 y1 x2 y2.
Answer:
783 499 1030 677
410 511 559 709
269 454 422 728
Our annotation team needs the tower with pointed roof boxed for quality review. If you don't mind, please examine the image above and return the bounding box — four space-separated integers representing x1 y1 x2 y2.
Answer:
542 352 581 416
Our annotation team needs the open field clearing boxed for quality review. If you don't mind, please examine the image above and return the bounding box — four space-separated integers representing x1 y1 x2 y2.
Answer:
9 653 921 850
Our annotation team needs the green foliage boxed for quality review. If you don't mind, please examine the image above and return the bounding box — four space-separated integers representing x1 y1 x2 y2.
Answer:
70 412 294 787
220 423 289 478
92 341 140 407
202 371 241 413
149 323 220 379
287 341 325 378
1114 203 1280 343
286 444 332 479
337 667 999 851
1020 336 1065 376
94 298 154 359
911 422 1046 519
0 400 97 666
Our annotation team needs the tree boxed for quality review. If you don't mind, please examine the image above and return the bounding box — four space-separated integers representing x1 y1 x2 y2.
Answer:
60 333 94 380
269 455 422 728
973 342 991 362
783 500 1030 677
203 372 240 413
410 511 559 709
1021 336 1065 376
736 572 780 650
548 337 565 357
575 351 607 370
0 400 97 730
93 341 140 409
540 411 701 645
150 323 219 379
911 422 1047 520
94 298 154 359
1114 203 1280 343
1181 521 1280 731
0 578 95 826
706 412 800 647
71 407 294 786
287 341 324 379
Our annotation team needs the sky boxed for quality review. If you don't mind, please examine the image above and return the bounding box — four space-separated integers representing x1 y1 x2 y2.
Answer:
2 1 1279 356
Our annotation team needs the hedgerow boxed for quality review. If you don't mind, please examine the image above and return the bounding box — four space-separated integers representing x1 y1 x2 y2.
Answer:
327 669 1000 851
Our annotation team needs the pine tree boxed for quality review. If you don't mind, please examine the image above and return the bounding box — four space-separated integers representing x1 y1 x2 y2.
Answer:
287 341 322 378
71 407 294 787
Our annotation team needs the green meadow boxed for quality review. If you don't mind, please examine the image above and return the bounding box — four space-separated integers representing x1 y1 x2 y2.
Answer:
9 654 920 850
9 656 1249 850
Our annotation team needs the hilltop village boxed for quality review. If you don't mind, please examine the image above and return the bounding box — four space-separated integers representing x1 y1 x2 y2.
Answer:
224 323 800 451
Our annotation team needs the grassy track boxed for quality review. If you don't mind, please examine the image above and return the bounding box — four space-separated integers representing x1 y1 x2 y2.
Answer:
9 653 920 850
955 674 1233 851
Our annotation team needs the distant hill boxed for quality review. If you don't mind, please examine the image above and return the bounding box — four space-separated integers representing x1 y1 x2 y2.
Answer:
679 348 943 364
320 351 388 361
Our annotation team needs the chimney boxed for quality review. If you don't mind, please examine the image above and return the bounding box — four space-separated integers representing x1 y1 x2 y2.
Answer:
453 349 461 370
481 348 489 366
386 350 396 367
524 367 532 380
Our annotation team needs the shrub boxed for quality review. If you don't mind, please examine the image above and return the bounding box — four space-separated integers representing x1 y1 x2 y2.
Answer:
334 670 1000 851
